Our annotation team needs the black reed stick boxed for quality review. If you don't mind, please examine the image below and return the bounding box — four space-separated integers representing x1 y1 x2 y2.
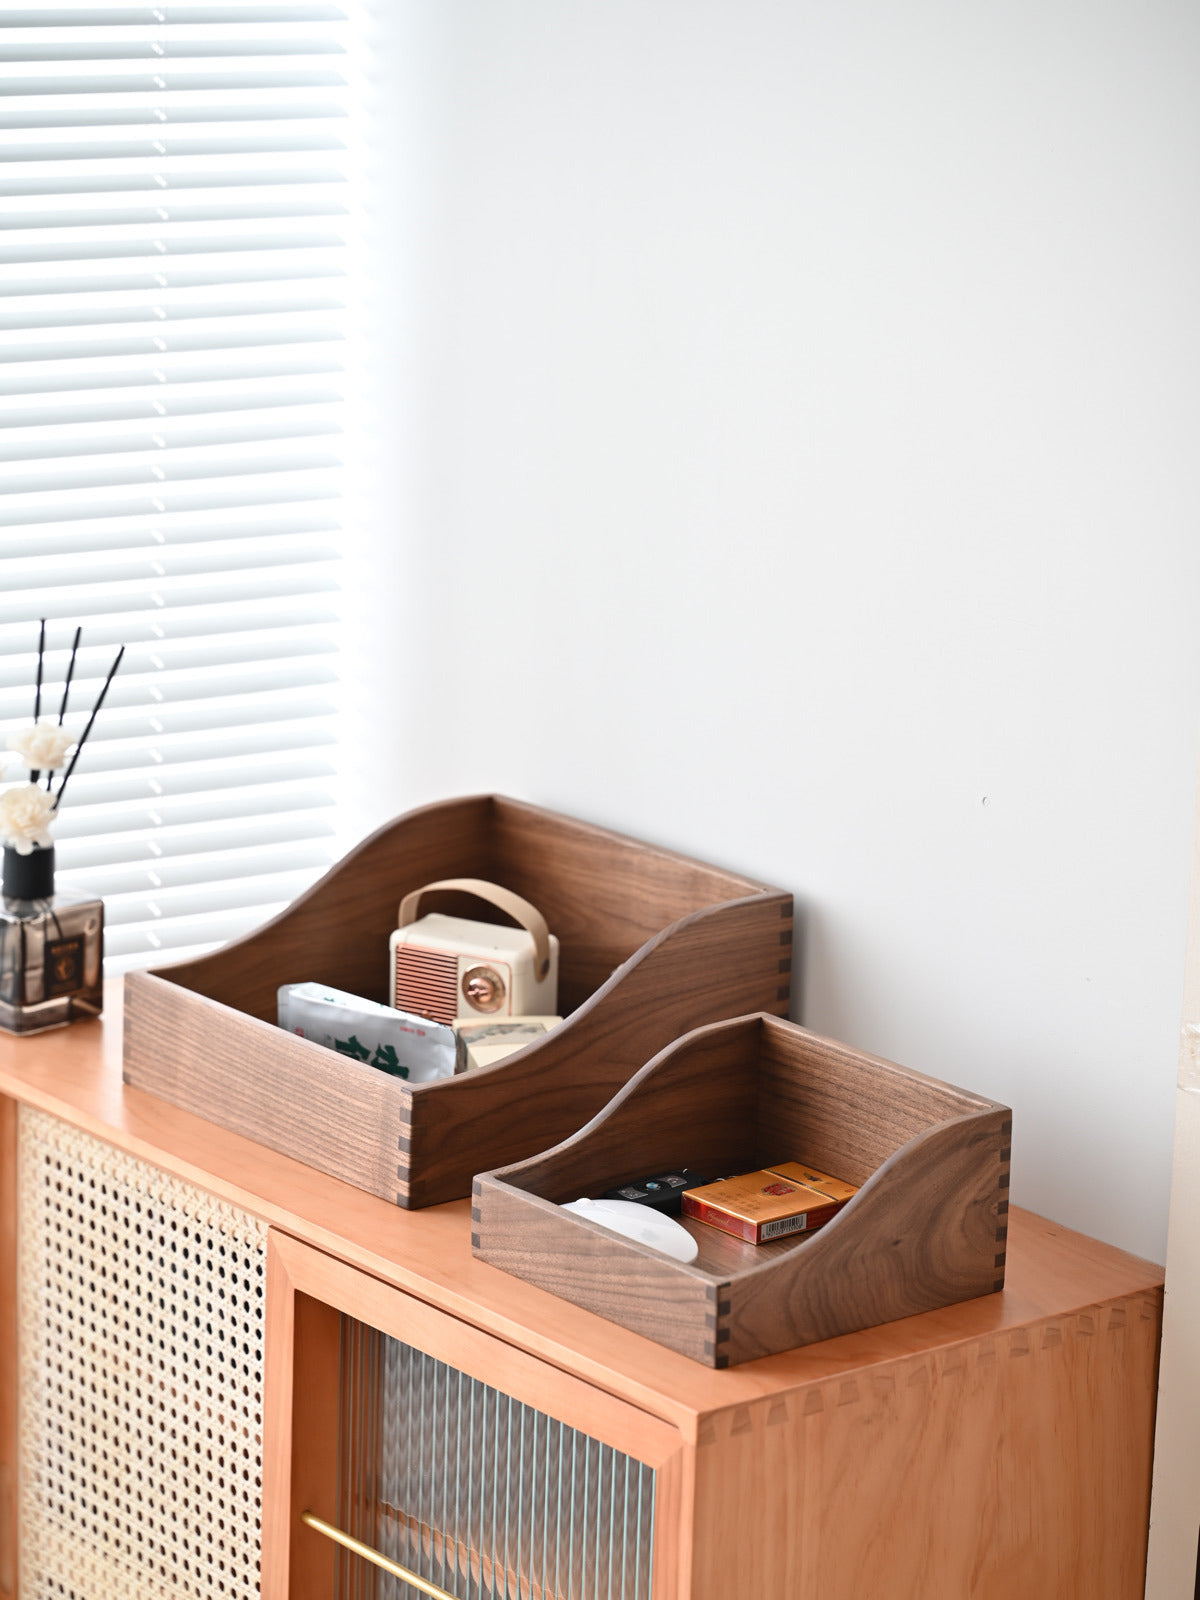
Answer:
46 625 83 789
58 625 81 724
32 618 44 724
45 625 82 788
53 644 123 812
30 618 46 784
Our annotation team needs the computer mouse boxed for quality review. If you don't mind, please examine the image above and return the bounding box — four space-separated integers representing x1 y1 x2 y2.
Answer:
562 1197 700 1263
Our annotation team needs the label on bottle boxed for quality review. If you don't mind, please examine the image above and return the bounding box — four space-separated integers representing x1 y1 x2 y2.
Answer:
45 935 85 997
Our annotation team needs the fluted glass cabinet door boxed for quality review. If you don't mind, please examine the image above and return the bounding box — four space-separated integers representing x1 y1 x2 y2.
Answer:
338 1317 657 1600
261 1233 686 1600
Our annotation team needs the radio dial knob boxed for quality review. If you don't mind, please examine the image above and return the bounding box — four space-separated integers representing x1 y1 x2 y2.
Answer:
462 966 506 1012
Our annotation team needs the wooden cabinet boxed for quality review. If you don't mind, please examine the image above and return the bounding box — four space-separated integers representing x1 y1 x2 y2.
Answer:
0 994 1167 1600
263 1231 684 1599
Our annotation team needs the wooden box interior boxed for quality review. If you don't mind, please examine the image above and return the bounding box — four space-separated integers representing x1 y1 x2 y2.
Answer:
123 795 793 1207
474 1013 1012 1365
153 794 775 1023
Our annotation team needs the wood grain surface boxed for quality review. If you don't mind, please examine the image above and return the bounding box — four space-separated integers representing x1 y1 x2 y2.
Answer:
260 1230 298 1600
261 1234 343 1600
0 1098 15 1600
122 795 792 1208
123 974 413 1196
756 1015 1000 1185
161 794 496 1021
690 1290 1162 1600
475 1014 1011 1365
720 1110 1009 1364
487 801 777 1015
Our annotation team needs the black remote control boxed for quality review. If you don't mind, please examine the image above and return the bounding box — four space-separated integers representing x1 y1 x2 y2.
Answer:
601 1169 707 1216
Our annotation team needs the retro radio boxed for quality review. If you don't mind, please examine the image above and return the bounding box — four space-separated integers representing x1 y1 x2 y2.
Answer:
389 877 559 1025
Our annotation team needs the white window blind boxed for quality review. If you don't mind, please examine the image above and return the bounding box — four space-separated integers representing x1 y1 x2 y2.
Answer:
0 0 361 968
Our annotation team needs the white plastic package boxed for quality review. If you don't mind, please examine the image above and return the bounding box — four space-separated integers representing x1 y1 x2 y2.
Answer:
277 981 464 1082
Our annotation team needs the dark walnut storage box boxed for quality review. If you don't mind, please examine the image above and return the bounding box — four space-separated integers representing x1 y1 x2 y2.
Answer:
122 795 792 1208
473 1013 1011 1366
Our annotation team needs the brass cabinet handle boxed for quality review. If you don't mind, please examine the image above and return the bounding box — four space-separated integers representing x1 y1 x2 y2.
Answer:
301 1512 459 1600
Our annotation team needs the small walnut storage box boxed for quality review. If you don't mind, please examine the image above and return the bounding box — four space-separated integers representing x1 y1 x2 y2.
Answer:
473 1012 1012 1366
122 794 793 1209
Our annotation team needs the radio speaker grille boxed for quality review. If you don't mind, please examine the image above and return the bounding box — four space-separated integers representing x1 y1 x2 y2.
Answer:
17 1107 267 1600
393 945 459 1025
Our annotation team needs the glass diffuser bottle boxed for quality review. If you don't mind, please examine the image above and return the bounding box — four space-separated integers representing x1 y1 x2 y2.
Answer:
0 842 103 1033
0 620 123 1035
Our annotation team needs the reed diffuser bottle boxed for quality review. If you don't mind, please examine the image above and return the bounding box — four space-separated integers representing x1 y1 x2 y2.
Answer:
0 840 103 1033
0 621 122 1034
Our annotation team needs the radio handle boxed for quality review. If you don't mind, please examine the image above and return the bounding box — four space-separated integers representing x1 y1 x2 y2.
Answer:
396 878 552 979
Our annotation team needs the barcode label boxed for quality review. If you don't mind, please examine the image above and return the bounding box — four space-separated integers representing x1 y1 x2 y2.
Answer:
760 1213 809 1241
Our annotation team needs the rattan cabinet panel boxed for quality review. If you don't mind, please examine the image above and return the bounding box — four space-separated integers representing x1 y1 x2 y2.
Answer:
18 1108 267 1600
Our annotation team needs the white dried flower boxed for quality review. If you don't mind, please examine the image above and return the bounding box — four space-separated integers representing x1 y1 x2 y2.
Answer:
0 782 55 855
8 723 75 773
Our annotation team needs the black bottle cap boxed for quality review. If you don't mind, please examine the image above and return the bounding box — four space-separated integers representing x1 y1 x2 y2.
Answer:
3 844 55 900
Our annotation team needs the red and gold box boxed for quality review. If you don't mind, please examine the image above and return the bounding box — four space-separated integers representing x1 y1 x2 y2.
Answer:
763 1161 858 1205
682 1162 856 1245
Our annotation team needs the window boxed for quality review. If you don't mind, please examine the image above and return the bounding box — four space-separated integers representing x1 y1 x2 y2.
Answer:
0 0 364 967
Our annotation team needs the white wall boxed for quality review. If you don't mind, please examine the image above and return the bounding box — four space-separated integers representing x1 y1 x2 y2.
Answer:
361 0 1200 1262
